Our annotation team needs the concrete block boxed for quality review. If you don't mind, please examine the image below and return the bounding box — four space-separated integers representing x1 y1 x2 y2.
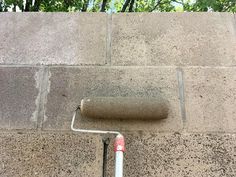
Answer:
0 13 107 65
106 133 236 177
0 132 103 177
0 67 40 129
184 68 236 132
43 67 182 132
111 13 236 66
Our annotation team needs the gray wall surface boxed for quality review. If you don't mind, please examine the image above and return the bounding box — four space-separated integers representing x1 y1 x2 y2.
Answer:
0 13 236 177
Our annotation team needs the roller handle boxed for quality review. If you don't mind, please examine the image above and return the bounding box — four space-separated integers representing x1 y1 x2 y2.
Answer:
114 134 125 177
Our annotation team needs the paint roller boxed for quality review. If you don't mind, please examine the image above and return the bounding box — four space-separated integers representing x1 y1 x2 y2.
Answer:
71 96 169 177
81 97 168 120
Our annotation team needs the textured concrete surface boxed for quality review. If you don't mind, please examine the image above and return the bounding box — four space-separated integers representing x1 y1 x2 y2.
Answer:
0 67 40 129
184 68 236 132
0 13 236 177
0 13 107 65
111 13 236 66
0 132 103 177
107 133 236 177
43 67 182 131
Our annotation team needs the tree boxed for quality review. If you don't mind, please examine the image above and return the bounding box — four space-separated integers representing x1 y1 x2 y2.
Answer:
0 0 235 12
192 0 236 12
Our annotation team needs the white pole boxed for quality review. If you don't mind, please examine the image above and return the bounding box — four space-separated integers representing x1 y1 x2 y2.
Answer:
114 134 125 177
115 151 123 177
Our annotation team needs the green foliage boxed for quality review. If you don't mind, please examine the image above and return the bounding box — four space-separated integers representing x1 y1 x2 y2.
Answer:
0 0 235 12
1 0 24 11
131 0 175 12
192 0 236 12
39 0 83 12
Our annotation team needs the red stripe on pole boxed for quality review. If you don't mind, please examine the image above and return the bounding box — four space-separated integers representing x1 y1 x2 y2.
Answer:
114 134 125 152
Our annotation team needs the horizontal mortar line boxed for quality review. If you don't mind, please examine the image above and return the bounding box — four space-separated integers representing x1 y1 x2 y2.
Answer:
0 129 89 134
45 65 236 68
0 129 180 133
2 64 236 68
0 64 105 67
182 130 236 134
47 65 179 68
0 65 177 68
179 65 236 69
110 66 236 69
0 129 236 135
124 130 236 134
0 64 45 68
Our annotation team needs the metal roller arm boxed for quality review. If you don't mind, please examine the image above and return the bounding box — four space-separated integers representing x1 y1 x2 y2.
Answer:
71 106 121 135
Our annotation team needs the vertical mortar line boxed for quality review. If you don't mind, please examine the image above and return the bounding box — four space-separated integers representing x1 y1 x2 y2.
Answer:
234 12 236 22
176 68 187 129
234 13 236 34
37 66 49 130
102 138 110 177
106 13 112 65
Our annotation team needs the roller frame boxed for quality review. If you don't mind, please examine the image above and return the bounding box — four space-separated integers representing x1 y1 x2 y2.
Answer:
71 106 124 177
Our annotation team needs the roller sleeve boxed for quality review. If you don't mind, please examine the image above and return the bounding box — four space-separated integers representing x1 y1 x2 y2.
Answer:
80 97 169 120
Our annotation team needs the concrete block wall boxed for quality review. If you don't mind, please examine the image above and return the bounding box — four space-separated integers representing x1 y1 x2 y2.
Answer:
0 13 236 177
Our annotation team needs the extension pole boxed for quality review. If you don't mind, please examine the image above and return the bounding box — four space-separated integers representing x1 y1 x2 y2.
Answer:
114 134 125 177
